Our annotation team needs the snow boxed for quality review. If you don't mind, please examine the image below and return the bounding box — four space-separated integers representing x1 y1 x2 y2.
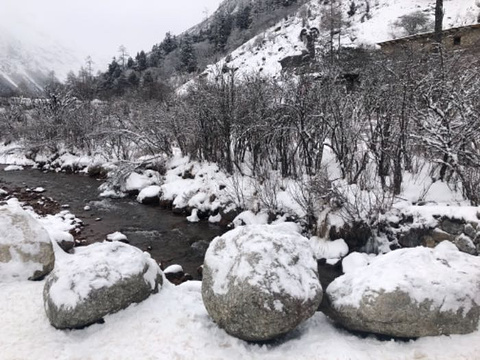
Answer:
164 264 183 274
99 189 126 198
328 241 480 314
125 170 161 193
106 231 128 242
233 210 269 227
0 143 35 166
136 185 161 203
341 252 375 274
204 222 320 302
4 164 24 171
1 277 480 359
51 152 93 171
0 199 52 247
310 237 349 260
186 208 200 223
208 213 222 223
47 242 160 309
0 199 52 281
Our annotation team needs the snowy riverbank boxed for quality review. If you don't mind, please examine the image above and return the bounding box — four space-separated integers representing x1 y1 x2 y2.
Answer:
2 278 480 360
2 147 480 359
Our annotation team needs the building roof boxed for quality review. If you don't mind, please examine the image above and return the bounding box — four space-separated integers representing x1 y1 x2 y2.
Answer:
378 23 480 47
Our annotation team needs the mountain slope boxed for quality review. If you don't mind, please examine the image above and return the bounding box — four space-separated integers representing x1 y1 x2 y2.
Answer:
0 22 82 96
192 0 479 82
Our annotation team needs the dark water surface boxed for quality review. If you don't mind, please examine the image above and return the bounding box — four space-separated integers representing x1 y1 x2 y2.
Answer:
0 165 225 277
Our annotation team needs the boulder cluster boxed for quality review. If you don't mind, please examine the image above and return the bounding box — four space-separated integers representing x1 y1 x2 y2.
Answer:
0 201 163 329
2 198 480 341
202 223 480 340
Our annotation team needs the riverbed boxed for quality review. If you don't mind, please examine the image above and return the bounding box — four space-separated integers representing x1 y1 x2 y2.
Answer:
0 166 226 277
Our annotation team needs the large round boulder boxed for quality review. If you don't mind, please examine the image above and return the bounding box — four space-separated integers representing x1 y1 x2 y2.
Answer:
202 223 323 342
0 200 54 281
326 241 480 337
43 241 163 329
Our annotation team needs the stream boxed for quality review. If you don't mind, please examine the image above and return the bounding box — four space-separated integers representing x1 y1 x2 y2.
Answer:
0 165 226 278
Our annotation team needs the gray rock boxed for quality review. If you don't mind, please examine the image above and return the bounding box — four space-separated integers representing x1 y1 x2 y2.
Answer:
202 224 322 342
397 227 431 248
464 223 477 239
429 228 455 244
474 232 480 245
326 289 480 338
440 218 464 236
326 242 480 338
0 201 54 280
454 234 477 255
191 240 210 256
43 242 162 329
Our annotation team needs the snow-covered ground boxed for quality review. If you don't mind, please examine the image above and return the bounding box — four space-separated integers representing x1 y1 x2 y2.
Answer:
1 278 479 360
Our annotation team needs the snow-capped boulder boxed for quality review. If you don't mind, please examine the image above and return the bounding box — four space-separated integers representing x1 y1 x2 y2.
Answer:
136 185 161 205
0 200 54 281
326 242 480 338
202 223 322 341
43 241 163 329
124 170 161 195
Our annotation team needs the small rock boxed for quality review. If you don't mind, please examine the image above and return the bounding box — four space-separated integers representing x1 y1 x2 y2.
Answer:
464 224 476 239
440 218 465 236
191 240 210 256
454 234 477 255
197 265 204 278
106 231 128 242
164 264 192 285
83 205 91 211
430 228 455 244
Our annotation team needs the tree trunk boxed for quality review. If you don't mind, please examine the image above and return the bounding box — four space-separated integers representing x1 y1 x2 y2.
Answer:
434 0 443 44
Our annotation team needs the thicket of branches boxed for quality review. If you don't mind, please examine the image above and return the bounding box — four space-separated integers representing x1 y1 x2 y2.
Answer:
2 48 480 225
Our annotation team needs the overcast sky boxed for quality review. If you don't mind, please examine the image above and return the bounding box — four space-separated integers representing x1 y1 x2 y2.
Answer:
1 0 223 70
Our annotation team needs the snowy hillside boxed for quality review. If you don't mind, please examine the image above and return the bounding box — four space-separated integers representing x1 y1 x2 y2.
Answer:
195 0 479 81
0 21 82 95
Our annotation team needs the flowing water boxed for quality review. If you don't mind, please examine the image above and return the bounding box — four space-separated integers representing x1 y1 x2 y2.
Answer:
0 166 226 277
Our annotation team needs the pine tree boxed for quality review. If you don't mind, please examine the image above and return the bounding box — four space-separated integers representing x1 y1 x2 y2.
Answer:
179 35 197 73
209 11 234 51
236 5 252 30
160 32 178 54
136 51 148 72
127 57 135 69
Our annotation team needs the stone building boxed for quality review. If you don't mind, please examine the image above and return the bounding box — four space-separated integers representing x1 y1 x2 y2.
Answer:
378 24 480 54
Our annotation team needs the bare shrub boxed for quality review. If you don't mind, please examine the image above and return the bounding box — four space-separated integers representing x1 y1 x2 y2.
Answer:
393 11 432 36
